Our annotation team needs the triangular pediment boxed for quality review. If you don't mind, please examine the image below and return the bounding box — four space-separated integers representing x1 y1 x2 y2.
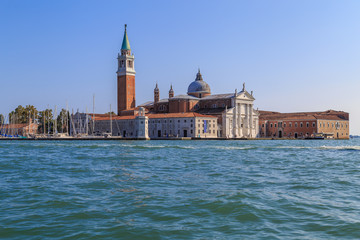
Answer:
236 90 255 100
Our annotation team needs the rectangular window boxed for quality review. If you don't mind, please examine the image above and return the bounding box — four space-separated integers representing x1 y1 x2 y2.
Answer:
312 122 315 127
300 122 303 128
306 123 309 128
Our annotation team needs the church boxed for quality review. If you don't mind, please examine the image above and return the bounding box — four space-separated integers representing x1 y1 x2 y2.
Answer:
72 25 260 139
69 25 350 140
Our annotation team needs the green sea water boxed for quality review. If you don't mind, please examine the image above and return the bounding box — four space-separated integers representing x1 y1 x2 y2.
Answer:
1 139 360 239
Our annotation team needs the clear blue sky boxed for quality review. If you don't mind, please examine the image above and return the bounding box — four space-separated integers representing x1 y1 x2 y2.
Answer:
1 0 359 134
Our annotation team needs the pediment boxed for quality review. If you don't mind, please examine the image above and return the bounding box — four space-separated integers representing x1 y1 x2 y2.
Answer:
236 90 255 101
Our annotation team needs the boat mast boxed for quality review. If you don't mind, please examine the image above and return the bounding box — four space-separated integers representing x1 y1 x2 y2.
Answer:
110 104 112 136
54 105 57 136
28 112 30 136
70 109 77 136
86 107 88 135
66 101 69 135
93 94 95 136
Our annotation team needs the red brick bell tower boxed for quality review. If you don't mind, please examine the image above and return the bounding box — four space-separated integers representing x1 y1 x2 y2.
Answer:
117 24 136 115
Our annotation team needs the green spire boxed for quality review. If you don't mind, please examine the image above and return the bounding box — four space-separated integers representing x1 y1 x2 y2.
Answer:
121 24 131 50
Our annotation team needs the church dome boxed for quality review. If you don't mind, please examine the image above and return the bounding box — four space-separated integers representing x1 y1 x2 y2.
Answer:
187 70 211 96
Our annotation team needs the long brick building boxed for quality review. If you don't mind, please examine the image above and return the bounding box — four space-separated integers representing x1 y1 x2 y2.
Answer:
259 110 350 139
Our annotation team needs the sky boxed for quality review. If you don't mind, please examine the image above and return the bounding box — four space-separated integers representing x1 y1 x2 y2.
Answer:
1 0 360 134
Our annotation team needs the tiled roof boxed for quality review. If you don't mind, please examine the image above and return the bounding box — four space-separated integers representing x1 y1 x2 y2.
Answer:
201 93 234 100
92 112 217 121
259 110 349 121
0 123 38 129
147 112 217 119
157 98 169 103
170 95 199 100
93 115 135 121
138 101 154 107
196 108 227 114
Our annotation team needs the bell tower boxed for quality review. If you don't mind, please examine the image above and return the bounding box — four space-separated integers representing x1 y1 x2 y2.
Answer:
154 83 159 103
117 24 136 115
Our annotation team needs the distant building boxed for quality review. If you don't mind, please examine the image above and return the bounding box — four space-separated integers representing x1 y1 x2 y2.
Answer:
71 25 350 140
71 111 217 139
113 25 259 139
0 120 38 137
259 110 350 139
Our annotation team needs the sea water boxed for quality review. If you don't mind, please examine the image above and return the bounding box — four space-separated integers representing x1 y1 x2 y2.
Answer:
0 139 360 239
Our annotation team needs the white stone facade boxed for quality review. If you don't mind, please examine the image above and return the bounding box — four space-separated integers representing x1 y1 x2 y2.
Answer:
148 116 217 138
221 91 259 138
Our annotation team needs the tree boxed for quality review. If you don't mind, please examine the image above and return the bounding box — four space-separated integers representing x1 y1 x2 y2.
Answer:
8 105 38 124
105 111 116 115
9 105 25 124
0 114 4 124
56 109 69 133
25 105 39 122
38 109 54 134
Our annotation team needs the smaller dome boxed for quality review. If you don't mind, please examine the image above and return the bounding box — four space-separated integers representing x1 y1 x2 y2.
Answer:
187 70 211 95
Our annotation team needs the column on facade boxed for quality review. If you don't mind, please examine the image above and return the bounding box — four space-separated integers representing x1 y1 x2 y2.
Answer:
238 102 242 137
249 104 254 137
233 101 238 137
247 104 250 136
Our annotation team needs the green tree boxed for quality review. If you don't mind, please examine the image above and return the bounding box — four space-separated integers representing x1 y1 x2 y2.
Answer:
56 109 69 133
8 105 38 124
25 105 39 122
9 105 25 124
38 109 54 134
105 111 116 115
0 114 4 125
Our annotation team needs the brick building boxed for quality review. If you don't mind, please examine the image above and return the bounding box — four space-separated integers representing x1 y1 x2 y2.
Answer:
0 121 38 137
259 110 350 139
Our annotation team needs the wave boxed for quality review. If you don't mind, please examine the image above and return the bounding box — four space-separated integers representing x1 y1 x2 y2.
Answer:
122 145 196 150
317 146 360 151
213 146 257 150
273 146 311 149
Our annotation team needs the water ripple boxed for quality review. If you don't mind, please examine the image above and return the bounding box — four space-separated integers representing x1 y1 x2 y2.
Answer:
1 139 360 239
